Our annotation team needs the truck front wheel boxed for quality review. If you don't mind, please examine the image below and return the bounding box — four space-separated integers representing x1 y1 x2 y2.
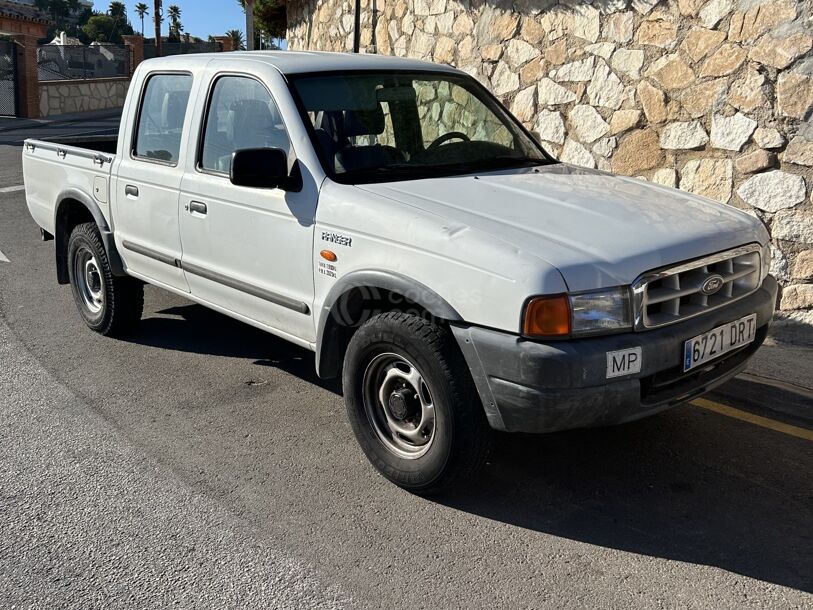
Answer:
67 222 143 336
343 312 492 494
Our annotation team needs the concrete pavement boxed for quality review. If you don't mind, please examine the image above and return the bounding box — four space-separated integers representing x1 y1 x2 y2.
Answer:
0 317 349 609
0 141 811 608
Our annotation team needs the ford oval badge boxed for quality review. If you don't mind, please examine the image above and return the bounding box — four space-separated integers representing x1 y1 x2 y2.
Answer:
700 274 724 296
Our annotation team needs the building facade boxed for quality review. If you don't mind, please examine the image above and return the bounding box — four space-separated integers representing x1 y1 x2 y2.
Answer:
6 0 93 9
286 0 813 320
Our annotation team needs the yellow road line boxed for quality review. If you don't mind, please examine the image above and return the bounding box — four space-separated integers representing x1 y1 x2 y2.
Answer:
691 397 813 442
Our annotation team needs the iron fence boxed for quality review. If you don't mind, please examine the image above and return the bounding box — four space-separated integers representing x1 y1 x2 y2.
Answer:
0 40 17 117
37 44 131 81
144 41 222 59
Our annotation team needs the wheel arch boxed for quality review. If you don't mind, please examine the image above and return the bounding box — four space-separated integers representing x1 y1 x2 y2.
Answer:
315 270 463 379
54 189 125 284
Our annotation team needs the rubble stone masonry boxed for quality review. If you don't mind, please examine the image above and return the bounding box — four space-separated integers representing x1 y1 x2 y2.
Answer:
287 0 813 321
38 78 130 118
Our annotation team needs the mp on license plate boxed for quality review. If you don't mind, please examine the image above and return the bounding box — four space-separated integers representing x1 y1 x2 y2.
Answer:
683 313 756 372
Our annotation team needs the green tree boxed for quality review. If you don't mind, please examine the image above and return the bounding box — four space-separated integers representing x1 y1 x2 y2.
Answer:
237 0 285 43
82 13 115 42
226 28 246 51
81 12 133 43
134 3 149 36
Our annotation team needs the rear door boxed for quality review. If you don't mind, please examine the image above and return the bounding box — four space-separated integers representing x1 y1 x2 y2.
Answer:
178 72 317 342
113 71 195 291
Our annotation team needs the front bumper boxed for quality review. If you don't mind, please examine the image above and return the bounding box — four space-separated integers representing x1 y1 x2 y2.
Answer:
452 275 778 433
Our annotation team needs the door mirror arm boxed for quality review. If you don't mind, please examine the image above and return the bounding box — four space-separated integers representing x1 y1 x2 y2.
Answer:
280 159 303 193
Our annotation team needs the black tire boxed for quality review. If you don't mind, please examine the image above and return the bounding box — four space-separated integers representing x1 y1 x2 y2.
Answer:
67 222 143 336
343 312 493 495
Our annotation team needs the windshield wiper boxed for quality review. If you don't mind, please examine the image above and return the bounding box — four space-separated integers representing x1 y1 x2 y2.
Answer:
368 163 447 174
382 156 549 172
342 156 554 183
484 155 553 167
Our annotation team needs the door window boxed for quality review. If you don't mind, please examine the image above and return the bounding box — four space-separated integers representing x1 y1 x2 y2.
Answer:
133 73 193 164
200 76 291 174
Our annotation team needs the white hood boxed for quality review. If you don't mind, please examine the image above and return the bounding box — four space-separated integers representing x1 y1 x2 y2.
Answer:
357 164 767 292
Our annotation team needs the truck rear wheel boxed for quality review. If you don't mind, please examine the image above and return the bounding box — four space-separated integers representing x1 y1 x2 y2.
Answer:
67 222 143 336
343 312 492 495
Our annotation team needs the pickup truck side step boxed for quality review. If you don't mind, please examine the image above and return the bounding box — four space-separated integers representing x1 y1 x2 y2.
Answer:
121 240 310 315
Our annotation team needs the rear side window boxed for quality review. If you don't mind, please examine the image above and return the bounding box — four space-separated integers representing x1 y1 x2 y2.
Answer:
200 75 291 173
133 73 193 164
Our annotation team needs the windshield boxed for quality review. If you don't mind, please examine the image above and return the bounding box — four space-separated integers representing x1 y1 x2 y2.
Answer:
289 71 553 183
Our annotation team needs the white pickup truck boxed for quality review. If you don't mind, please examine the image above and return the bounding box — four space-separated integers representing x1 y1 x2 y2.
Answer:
24 51 776 493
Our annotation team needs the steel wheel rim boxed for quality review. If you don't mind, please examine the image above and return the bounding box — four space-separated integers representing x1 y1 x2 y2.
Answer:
362 352 436 459
74 246 104 314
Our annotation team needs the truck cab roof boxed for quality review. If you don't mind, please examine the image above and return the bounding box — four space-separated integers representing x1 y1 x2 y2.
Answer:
140 50 463 76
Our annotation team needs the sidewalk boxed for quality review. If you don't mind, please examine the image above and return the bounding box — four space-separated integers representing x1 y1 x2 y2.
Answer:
711 317 813 431
762 312 813 389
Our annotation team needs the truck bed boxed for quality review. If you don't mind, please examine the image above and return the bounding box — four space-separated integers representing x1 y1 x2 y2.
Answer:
23 135 117 236
37 135 118 155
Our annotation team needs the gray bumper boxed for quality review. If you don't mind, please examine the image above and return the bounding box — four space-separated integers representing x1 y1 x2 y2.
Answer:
452 275 778 433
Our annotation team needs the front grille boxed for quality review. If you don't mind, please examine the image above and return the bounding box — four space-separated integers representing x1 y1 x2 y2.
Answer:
632 244 762 330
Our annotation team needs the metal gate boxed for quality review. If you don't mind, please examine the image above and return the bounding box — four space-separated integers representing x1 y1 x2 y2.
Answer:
0 40 18 117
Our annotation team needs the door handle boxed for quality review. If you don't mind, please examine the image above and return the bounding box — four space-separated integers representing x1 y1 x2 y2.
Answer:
125 185 139 197
189 201 207 215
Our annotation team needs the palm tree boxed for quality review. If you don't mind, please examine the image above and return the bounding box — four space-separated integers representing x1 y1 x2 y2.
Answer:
153 0 162 55
167 4 181 23
226 28 246 51
167 4 183 39
108 1 126 21
134 2 149 36
104 1 129 42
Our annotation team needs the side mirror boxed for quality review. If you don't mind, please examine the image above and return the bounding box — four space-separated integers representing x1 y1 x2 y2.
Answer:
230 147 290 189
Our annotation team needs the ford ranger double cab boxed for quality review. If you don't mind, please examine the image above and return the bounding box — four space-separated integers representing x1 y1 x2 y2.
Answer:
23 51 777 494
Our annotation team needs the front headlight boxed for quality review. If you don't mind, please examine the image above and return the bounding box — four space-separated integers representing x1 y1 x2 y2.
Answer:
569 287 632 336
522 287 632 338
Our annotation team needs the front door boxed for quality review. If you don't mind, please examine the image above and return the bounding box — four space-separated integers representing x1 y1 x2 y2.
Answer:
178 74 316 342
113 71 194 292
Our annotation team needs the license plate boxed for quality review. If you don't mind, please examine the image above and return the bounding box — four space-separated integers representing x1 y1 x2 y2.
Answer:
683 314 757 372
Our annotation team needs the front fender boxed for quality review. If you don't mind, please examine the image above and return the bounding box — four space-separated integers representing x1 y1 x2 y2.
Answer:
315 269 463 378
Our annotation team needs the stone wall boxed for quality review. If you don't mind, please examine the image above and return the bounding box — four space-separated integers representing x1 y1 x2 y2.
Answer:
288 0 813 321
39 77 130 118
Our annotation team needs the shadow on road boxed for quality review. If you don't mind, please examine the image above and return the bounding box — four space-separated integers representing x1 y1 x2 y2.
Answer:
127 301 813 594
438 419 813 593
131 303 341 394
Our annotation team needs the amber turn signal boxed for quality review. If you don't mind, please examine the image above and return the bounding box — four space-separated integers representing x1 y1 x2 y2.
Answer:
320 250 337 262
523 295 571 337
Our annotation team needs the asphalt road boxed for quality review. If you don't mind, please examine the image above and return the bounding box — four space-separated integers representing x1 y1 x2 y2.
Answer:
1 139 812 609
